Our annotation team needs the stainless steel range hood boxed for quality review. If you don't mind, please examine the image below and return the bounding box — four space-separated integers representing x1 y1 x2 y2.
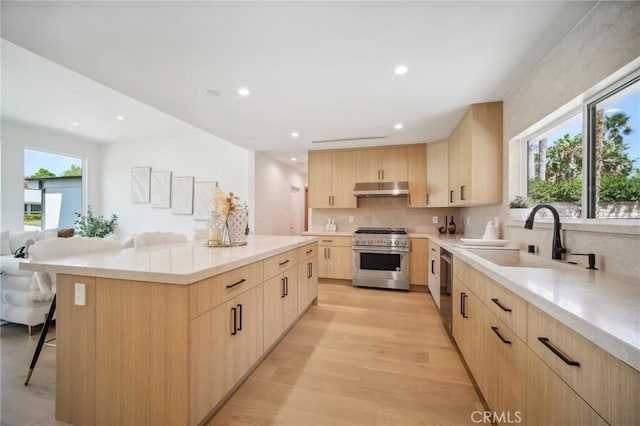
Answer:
353 181 409 197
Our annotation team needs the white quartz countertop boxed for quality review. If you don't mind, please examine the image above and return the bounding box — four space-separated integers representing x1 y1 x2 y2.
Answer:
447 240 640 371
20 235 318 285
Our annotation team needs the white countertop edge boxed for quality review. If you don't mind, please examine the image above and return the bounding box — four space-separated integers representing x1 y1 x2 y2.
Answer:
21 236 319 285
452 247 640 372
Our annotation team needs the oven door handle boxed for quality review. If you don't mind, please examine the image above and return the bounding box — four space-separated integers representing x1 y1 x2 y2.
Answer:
352 247 409 253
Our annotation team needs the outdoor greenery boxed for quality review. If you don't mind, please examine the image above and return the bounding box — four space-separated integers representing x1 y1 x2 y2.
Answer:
62 164 83 176
28 164 82 178
509 195 531 208
74 206 118 238
30 168 56 178
528 111 639 204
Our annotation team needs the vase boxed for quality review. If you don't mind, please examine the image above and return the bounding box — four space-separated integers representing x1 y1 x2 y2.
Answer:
510 208 530 222
208 212 230 246
227 209 248 244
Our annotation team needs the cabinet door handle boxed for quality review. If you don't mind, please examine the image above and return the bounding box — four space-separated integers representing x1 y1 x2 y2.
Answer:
431 260 435 275
377 169 381 180
279 259 290 267
491 298 512 312
231 307 237 335
327 248 331 259
538 337 580 366
281 278 286 298
460 185 466 201
449 190 454 203
308 262 312 279
381 169 385 180
426 193 429 205
225 278 246 289
322 239 333 243
306 249 314 254
236 304 243 331
491 326 511 345
460 292 468 318
284 276 289 296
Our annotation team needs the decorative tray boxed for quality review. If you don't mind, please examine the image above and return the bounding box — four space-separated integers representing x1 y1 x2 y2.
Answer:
459 238 511 247
203 241 248 248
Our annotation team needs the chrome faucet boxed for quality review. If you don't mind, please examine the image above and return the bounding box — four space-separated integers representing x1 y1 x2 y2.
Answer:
524 204 566 260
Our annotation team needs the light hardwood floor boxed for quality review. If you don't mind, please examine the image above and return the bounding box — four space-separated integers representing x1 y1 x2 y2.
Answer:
208 282 484 425
0 282 483 426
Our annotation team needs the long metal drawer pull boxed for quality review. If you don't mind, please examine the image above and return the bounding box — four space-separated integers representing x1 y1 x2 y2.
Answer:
431 260 435 274
225 278 246 289
491 298 512 312
450 190 454 203
308 262 312 279
285 276 289 296
281 278 286 298
491 326 511 344
306 249 314 254
236 304 243 331
538 337 580 366
460 292 468 318
278 259 290 266
321 239 333 243
231 307 237 335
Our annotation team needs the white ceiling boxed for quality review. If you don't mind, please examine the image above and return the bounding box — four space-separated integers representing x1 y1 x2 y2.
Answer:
1 1 596 173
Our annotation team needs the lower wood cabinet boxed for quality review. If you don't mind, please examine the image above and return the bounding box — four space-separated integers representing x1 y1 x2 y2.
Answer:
318 237 352 280
526 349 607 426
189 284 263 423
409 238 428 286
298 254 318 314
263 266 298 350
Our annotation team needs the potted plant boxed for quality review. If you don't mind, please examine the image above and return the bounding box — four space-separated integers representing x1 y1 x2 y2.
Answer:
509 196 531 221
74 206 118 238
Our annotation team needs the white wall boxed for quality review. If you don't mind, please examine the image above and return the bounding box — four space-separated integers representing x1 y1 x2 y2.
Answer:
100 129 252 239
0 119 102 231
254 152 306 235
462 1 640 277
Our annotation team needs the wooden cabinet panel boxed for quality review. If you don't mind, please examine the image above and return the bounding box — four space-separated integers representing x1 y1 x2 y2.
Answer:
308 151 333 208
190 261 263 319
427 243 440 306
264 249 298 280
407 144 427 207
318 238 352 280
298 255 318 314
282 270 298 330
484 277 527 341
485 312 526 422
233 285 264 381
190 300 235 424
426 140 449 207
331 151 357 208
355 149 381 182
356 147 408 182
297 242 318 261
526 349 607 426
263 266 298 350
409 238 428 285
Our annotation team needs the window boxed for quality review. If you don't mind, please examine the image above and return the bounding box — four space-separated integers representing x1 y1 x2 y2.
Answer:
526 114 584 218
586 76 640 219
521 71 639 220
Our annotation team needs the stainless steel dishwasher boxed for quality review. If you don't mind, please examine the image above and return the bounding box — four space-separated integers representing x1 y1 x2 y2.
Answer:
439 248 453 335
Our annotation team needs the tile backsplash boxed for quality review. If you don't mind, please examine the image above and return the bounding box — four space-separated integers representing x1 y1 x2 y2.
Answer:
310 197 460 235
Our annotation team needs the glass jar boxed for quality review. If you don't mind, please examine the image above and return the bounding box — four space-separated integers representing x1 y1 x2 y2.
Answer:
208 212 229 246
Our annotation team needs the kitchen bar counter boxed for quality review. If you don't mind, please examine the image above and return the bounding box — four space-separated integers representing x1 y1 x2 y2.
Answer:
21 235 317 285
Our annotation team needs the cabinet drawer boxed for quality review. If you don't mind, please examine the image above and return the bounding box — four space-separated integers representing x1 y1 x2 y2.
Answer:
485 277 526 341
527 304 610 422
263 249 298 279
297 243 318 261
190 261 263 319
317 236 351 247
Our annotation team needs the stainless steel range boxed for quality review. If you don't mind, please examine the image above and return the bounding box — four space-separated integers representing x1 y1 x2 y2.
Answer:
352 227 410 290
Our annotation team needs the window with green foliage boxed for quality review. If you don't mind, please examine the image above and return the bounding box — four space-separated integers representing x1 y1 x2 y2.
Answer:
524 72 639 219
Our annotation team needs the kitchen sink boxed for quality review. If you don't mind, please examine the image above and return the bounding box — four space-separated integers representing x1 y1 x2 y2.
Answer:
466 248 557 269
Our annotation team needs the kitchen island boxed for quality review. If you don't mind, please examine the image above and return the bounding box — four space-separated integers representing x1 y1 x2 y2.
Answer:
21 235 319 426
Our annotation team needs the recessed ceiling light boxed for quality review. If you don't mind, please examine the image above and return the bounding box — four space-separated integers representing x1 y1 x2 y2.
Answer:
237 87 250 96
116 115 125 121
394 123 404 130
394 65 408 75
72 122 80 126
291 132 299 138
291 157 297 162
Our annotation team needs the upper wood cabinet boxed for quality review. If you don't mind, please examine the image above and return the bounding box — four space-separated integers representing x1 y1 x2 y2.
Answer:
407 144 427 208
308 151 357 208
355 147 408 182
448 102 502 206
426 140 449 207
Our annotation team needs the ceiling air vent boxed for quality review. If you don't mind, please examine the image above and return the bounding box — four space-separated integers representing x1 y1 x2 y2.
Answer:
312 136 388 143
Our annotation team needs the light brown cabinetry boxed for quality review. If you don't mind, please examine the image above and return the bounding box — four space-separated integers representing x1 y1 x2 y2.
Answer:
308 151 357 208
425 140 449 207
427 241 440 305
264 264 298 350
409 238 428 286
318 236 352 280
447 102 502 206
356 147 408 182
407 144 427 207
297 243 318 313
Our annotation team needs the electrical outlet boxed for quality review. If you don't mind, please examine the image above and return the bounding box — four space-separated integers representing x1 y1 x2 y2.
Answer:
349 215 354 223
432 216 438 224
466 217 471 226
74 283 86 306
